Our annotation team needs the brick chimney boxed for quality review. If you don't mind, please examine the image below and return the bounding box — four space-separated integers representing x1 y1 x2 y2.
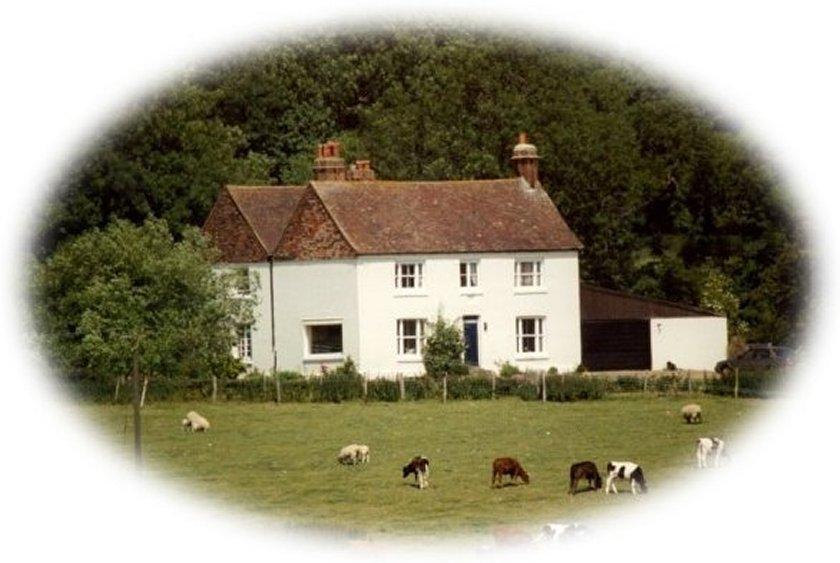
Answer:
312 139 347 181
347 159 376 181
511 132 540 188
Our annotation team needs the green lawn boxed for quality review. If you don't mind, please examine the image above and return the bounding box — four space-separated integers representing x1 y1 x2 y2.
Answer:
82 395 763 537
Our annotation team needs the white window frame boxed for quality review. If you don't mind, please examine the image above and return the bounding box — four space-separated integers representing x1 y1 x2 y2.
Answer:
460 260 479 288
397 318 426 356
236 324 253 364
303 320 344 361
394 262 423 289
515 260 542 287
516 316 545 354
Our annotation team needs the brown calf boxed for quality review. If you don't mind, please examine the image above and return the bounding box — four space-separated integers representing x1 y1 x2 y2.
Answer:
491 457 530 487
568 461 602 494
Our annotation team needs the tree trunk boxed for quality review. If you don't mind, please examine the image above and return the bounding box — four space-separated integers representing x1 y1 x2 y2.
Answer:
362 377 368 402
734 368 740 399
443 374 448 403
398 374 405 401
132 351 142 468
114 376 122 403
212 375 218 402
275 373 282 404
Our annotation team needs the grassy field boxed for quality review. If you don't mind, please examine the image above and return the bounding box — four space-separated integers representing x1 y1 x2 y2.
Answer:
83 395 763 537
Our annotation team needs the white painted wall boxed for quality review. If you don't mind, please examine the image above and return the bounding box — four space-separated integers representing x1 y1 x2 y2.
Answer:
272 259 360 374
355 251 581 377
649 316 728 371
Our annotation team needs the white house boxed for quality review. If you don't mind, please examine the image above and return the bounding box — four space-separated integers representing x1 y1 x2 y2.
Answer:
203 135 727 376
203 135 585 376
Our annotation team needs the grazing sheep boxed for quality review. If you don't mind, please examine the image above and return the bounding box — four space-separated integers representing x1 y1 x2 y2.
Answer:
681 403 703 424
338 444 370 465
696 437 725 468
402 456 431 489
568 461 602 494
605 461 648 495
181 411 210 432
491 457 530 487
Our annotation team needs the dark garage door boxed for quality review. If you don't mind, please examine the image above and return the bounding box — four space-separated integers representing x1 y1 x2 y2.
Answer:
582 319 651 371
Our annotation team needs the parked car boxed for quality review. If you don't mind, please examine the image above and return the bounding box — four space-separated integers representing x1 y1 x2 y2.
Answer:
714 344 795 375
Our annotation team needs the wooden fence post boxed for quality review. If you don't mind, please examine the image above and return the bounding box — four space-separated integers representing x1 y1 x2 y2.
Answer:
398 374 405 401
491 372 496 399
363 377 368 402
734 368 740 399
687 371 693 393
212 375 218 403
275 373 281 404
643 374 648 394
140 375 149 408
541 371 547 402
443 374 448 403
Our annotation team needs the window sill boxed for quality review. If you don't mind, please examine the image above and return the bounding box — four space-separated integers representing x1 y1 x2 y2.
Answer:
303 353 345 363
396 356 424 363
515 354 549 361
459 289 483 296
514 288 548 295
394 291 428 298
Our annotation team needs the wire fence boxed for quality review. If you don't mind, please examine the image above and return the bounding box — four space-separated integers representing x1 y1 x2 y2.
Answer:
64 367 782 405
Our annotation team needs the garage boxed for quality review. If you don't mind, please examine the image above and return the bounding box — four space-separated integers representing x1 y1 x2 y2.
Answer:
580 283 728 372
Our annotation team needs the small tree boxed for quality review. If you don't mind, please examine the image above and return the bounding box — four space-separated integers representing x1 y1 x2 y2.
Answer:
33 218 255 464
422 317 467 401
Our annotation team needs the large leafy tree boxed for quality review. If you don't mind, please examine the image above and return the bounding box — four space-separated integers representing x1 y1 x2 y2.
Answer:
33 218 253 385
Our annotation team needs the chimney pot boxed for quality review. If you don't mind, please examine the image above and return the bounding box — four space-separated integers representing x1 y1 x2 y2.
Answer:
511 132 540 188
312 139 347 181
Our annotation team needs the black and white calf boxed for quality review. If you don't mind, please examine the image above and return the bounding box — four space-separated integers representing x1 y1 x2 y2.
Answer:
695 437 725 468
402 456 430 489
605 461 648 495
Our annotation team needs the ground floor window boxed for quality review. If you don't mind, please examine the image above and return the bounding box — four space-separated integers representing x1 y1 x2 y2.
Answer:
306 323 343 356
236 324 253 363
516 316 544 353
397 319 426 355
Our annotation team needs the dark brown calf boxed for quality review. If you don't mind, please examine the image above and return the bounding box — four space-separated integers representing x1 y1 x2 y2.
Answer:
568 461 602 494
491 457 530 487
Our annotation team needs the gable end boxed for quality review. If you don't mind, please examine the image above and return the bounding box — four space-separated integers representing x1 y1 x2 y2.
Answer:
274 187 356 260
202 187 267 263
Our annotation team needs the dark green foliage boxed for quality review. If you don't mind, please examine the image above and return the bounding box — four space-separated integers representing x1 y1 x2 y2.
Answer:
498 362 520 378
37 30 806 345
317 358 363 403
403 376 438 400
422 317 467 379
610 376 646 392
445 376 495 400
365 379 400 402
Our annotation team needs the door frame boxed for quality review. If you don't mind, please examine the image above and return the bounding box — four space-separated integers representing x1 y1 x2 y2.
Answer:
462 315 480 366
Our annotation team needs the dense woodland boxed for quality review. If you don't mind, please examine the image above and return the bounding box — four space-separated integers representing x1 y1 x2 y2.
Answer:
35 30 807 346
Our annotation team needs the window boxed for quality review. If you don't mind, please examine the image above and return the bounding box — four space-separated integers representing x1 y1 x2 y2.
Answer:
516 317 544 354
236 325 253 363
306 324 343 356
397 319 426 355
395 262 423 288
515 260 542 287
460 261 478 288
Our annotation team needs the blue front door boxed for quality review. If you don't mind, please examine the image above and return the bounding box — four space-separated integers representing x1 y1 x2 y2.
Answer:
463 316 479 366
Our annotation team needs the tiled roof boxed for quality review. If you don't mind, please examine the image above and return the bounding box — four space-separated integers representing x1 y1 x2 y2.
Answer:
310 178 582 255
203 178 581 262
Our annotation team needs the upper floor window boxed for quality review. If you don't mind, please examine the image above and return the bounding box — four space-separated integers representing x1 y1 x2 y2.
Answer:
516 317 544 354
395 262 423 288
515 260 542 287
236 324 253 363
460 261 478 288
397 319 426 355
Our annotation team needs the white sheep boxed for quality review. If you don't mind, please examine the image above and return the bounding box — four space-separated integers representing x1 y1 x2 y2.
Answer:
695 437 725 468
338 444 370 465
681 403 703 424
181 411 210 432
